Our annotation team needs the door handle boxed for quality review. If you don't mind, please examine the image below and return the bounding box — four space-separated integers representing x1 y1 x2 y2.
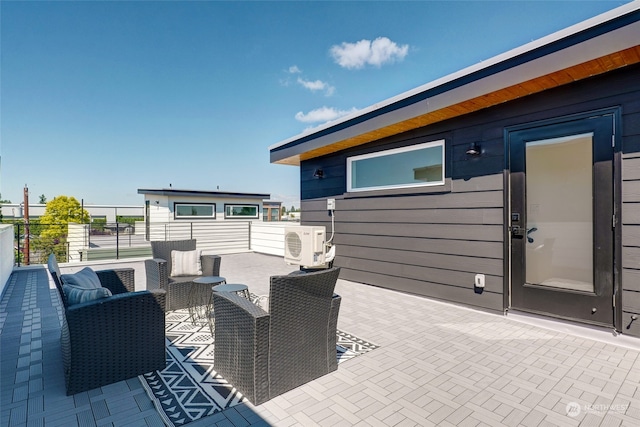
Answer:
511 226 525 238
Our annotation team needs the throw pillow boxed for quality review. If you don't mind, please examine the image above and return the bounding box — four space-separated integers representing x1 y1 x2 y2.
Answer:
62 284 113 306
61 267 113 306
171 249 202 277
60 267 102 289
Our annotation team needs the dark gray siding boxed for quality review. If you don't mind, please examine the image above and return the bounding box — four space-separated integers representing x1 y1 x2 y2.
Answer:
300 63 640 320
621 87 640 337
302 174 504 312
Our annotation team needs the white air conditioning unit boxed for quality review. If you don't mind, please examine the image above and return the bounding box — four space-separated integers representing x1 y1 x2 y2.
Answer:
284 226 326 267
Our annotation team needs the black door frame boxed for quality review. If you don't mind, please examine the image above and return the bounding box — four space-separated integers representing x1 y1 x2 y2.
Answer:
503 107 622 330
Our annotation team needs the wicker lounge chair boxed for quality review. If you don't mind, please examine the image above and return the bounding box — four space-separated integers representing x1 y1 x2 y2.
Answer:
212 267 341 405
46 254 166 395
145 239 221 311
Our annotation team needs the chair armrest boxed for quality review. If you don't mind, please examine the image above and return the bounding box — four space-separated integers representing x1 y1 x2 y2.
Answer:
96 268 135 294
328 293 342 372
212 292 271 405
201 254 221 277
145 258 168 291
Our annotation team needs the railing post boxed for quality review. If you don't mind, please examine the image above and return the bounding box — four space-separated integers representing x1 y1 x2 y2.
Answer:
16 223 21 267
190 222 193 240
116 224 120 259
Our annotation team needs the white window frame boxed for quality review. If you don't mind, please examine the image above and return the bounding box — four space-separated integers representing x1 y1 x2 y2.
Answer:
174 203 216 220
224 204 259 219
347 140 445 192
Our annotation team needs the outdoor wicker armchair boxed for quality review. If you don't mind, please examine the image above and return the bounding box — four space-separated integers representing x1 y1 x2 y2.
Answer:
46 254 167 395
212 267 341 405
145 239 221 311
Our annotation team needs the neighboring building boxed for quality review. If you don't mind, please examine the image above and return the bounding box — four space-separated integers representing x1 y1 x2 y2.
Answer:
262 201 283 222
137 188 271 223
0 203 143 223
270 4 640 336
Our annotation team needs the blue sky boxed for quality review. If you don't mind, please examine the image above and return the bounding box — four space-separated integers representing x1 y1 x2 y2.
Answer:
0 0 631 209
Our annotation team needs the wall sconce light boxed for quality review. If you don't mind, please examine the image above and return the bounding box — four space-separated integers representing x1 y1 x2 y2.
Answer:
155 200 159 205
466 142 481 156
313 168 324 178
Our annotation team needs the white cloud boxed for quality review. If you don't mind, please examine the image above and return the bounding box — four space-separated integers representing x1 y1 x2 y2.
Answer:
288 65 302 74
330 37 409 69
295 106 358 123
297 77 335 96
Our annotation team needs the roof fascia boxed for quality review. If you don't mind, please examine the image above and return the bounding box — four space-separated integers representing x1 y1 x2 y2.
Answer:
137 189 270 199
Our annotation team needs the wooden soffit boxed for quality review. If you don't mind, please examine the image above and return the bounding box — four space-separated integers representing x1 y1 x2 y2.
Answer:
274 46 640 166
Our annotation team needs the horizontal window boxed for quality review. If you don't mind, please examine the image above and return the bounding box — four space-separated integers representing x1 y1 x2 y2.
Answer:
174 203 216 219
225 204 259 219
347 140 445 192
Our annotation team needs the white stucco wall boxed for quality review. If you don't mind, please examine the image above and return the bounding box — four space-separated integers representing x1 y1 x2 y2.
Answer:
144 195 266 222
0 225 15 298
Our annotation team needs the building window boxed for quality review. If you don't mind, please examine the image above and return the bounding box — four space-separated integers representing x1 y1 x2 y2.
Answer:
225 204 259 219
263 206 282 222
347 140 445 192
174 203 216 219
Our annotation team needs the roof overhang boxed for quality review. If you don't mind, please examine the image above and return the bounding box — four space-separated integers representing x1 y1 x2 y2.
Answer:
137 188 270 200
270 2 640 166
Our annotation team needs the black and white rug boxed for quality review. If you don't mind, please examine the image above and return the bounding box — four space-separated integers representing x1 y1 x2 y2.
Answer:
140 309 378 427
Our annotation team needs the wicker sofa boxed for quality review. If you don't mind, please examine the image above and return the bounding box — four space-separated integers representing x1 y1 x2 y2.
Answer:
145 239 221 311
212 267 341 405
47 254 167 395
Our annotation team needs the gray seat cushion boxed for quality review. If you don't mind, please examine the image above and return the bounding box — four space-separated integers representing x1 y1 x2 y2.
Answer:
61 267 112 306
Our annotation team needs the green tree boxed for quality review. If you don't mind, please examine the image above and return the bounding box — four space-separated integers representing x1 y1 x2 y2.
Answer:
116 216 143 225
281 206 287 216
40 196 89 237
38 194 47 204
0 193 10 222
35 196 89 262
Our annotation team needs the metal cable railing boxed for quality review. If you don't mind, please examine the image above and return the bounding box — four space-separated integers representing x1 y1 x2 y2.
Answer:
11 221 253 266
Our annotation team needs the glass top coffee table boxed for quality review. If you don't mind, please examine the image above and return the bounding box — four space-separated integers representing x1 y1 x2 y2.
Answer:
188 276 226 323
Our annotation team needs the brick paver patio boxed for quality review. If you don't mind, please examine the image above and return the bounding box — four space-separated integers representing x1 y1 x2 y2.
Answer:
2 252 640 426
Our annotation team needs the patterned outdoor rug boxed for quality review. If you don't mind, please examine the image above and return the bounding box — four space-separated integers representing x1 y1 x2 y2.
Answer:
140 309 379 427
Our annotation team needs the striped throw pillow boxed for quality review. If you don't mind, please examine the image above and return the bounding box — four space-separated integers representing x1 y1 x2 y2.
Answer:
171 249 202 277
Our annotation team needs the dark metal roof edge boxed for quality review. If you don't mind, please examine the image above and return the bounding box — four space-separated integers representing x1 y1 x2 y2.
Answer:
137 189 270 198
270 7 640 156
